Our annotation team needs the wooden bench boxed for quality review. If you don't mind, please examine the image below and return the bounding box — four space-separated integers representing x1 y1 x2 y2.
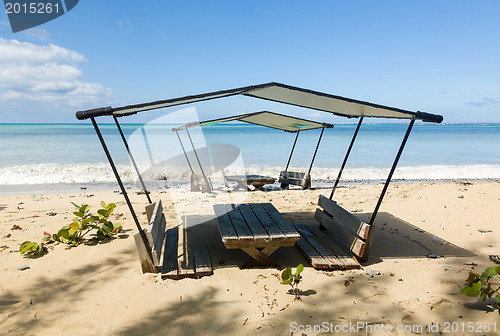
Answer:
278 171 311 190
213 203 300 268
294 195 373 269
134 200 213 279
294 224 361 270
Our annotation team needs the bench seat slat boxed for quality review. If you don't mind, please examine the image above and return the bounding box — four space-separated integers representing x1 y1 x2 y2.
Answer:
295 225 345 270
194 244 213 277
161 227 179 280
305 225 361 269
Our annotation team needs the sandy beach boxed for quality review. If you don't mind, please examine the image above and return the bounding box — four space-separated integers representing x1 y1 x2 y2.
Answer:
1 181 499 335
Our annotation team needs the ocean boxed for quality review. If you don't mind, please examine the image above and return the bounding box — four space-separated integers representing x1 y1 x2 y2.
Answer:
1 123 499 193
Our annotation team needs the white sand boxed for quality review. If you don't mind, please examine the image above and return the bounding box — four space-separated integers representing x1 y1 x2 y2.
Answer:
1 182 499 335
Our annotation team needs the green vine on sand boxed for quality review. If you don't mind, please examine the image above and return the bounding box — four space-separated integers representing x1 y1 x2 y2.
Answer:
20 201 122 257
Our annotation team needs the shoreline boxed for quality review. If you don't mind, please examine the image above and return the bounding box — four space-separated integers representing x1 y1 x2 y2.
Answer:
1 177 500 195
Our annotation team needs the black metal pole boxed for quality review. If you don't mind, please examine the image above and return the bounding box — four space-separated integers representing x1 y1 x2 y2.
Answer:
307 127 325 176
369 119 415 225
90 118 152 258
185 127 211 189
284 131 300 172
175 130 195 174
330 117 364 199
114 116 152 204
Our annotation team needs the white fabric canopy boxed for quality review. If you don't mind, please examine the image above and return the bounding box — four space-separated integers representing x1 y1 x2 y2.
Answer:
173 111 333 133
76 82 443 123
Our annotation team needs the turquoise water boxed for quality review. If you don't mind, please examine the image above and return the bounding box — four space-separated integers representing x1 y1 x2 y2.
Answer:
0 123 499 185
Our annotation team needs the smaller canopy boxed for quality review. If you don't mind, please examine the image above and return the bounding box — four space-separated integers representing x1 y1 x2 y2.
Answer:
172 111 333 133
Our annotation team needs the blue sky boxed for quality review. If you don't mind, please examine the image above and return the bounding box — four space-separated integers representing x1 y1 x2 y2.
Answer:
0 1 499 123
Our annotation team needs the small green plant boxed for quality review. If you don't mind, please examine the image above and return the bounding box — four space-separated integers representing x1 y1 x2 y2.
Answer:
19 232 54 256
461 265 500 314
281 264 304 300
20 201 122 257
53 202 122 245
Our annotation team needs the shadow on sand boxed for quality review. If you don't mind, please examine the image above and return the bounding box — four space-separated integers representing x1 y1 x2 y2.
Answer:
181 209 474 270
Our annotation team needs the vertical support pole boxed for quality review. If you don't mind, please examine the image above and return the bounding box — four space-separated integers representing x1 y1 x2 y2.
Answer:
175 130 195 174
114 116 152 204
284 131 300 172
361 119 415 263
330 117 364 199
91 118 152 259
185 127 211 192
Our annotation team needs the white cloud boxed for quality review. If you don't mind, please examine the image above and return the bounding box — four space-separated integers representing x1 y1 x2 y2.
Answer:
21 28 52 41
0 38 113 106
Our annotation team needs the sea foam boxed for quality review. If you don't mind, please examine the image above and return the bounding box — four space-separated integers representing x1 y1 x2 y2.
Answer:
1 163 499 185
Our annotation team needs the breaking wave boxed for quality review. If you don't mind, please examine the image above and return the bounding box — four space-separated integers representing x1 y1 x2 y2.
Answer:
1 163 499 185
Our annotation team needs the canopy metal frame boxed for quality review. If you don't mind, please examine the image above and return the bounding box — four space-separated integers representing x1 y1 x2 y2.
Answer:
78 82 443 261
172 111 333 191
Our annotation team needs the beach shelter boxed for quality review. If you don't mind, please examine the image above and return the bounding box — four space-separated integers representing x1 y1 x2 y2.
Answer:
76 82 443 264
171 111 334 192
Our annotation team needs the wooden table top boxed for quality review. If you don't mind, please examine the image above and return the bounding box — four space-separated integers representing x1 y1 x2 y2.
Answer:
213 203 300 249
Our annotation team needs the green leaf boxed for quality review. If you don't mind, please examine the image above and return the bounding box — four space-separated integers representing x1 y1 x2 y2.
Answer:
71 202 80 208
97 230 106 239
57 227 70 239
281 267 292 281
112 223 123 232
460 279 482 297
73 211 84 217
495 265 500 274
480 266 498 282
465 272 480 283
20 241 34 255
81 218 93 225
100 201 107 208
480 284 491 301
97 209 108 217
69 222 80 230
296 264 304 276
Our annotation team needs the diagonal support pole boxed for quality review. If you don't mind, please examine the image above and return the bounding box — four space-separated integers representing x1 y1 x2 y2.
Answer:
284 130 300 172
175 130 195 175
114 116 152 204
361 119 415 262
307 127 325 176
91 118 152 260
330 117 363 199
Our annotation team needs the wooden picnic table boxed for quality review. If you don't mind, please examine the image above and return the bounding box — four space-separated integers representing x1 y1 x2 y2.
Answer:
213 203 300 267
225 175 276 191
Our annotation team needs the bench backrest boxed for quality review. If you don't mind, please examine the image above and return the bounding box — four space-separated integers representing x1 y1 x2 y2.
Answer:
144 200 167 266
314 195 371 260
278 171 305 185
